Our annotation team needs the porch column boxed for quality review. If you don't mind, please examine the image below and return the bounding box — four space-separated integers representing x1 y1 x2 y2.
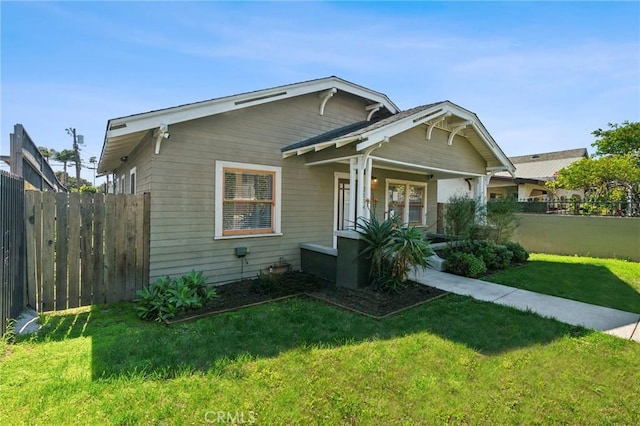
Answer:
363 157 372 220
356 157 365 223
474 175 487 221
348 158 357 230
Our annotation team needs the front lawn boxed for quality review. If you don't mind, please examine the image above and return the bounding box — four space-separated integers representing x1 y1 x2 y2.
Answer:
484 253 640 313
2 295 639 424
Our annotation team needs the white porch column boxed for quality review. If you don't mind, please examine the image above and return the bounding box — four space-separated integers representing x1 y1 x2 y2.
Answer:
348 158 357 230
356 158 365 224
363 157 372 220
475 175 487 221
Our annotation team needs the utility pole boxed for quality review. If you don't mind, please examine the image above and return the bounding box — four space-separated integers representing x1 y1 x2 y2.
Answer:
66 127 83 189
89 156 97 186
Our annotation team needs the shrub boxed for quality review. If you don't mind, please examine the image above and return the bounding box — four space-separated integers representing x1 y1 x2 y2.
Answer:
357 214 433 292
136 270 217 322
492 244 514 270
444 194 485 240
505 242 529 264
445 252 487 278
486 197 520 244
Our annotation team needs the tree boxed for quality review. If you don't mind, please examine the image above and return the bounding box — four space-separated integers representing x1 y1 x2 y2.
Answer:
591 121 640 158
54 172 93 191
38 146 57 161
548 121 640 216
54 149 77 186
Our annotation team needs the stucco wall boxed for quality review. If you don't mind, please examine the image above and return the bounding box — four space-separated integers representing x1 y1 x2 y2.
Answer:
513 214 640 261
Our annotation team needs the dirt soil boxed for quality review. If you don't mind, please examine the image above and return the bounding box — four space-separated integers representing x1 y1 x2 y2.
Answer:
171 271 447 322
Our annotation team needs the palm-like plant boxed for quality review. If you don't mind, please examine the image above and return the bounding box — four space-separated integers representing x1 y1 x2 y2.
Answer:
357 214 433 292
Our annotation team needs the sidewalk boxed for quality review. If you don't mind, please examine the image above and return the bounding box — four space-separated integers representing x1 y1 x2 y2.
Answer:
410 268 640 342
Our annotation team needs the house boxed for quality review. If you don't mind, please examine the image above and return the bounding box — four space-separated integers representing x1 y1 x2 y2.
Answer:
437 148 589 203
488 148 588 201
98 76 515 284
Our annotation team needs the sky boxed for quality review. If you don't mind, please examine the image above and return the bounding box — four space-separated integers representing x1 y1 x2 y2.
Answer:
1 1 639 184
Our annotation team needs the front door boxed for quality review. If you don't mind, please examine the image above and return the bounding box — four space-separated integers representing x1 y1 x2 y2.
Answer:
333 174 356 247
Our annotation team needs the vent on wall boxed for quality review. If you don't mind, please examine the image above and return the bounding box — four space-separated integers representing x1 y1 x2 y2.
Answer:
235 91 288 105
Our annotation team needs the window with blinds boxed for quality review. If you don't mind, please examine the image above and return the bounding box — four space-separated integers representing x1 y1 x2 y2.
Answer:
223 168 275 235
386 180 427 225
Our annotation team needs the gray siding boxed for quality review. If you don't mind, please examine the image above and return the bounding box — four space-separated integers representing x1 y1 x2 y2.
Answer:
374 126 486 174
146 93 368 284
304 126 486 175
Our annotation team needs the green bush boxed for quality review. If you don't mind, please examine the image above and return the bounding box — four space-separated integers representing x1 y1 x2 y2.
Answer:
505 242 529 264
136 270 217 322
357 214 433 292
444 194 485 240
441 240 516 273
445 252 487 278
486 197 520 244
492 244 514 270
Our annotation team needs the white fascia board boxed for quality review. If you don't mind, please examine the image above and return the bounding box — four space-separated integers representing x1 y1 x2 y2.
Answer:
355 106 447 151
107 77 398 140
469 122 515 174
370 156 485 177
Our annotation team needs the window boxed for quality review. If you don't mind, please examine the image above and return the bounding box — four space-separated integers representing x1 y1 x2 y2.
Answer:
119 175 125 194
386 180 427 226
215 161 281 238
129 167 137 194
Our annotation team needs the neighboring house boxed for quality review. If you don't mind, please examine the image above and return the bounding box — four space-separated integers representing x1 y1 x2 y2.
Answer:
488 148 588 201
98 76 515 284
438 148 589 202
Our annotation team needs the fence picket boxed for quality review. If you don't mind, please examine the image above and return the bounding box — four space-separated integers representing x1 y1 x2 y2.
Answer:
66 195 81 309
55 193 68 310
125 196 137 300
41 192 56 311
115 195 127 301
24 191 37 308
33 191 43 312
80 193 93 306
92 194 105 305
104 194 116 303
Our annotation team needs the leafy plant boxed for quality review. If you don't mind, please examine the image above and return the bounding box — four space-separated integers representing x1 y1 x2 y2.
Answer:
357 214 433 292
445 252 487 278
505 242 529 264
486 197 520 244
356 214 399 289
136 271 217 322
444 194 485 240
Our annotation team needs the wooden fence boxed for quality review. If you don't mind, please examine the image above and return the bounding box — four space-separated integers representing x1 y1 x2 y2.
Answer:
25 192 150 312
1 171 25 335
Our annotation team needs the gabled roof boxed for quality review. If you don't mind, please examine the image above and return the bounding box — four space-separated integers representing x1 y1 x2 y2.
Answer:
495 148 589 180
98 76 399 174
282 101 516 176
509 148 588 164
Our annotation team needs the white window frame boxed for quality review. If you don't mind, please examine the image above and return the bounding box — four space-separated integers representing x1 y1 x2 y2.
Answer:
119 174 126 194
214 160 282 239
129 167 137 194
385 179 427 226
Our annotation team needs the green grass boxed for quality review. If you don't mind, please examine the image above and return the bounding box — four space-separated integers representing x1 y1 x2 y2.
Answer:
2 296 639 425
484 253 640 313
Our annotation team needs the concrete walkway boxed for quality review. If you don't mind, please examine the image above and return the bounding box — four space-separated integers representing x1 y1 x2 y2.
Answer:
410 268 640 342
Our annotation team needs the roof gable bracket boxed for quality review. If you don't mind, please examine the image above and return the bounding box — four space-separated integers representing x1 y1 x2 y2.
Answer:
426 112 452 140
154 124 170 154
365 103 383 121
319 88 338 115
447 121 473 146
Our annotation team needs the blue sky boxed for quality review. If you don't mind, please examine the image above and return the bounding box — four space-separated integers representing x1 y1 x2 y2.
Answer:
1 1 638 182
